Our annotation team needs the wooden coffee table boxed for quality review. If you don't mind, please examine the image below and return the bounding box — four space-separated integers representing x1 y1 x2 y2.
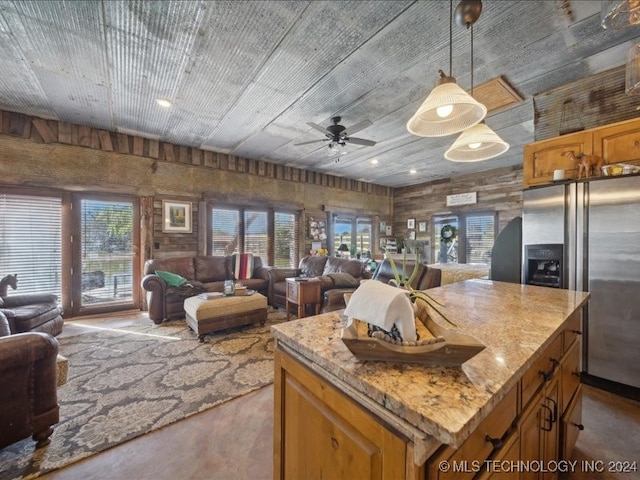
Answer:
285 278 321 321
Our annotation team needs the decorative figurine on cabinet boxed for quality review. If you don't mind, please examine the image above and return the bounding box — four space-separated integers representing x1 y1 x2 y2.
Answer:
562 150 604 179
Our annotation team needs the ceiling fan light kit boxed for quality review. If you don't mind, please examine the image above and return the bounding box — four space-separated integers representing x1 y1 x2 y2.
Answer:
445 122 509 162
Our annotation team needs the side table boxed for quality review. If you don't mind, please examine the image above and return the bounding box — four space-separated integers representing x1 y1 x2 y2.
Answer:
285 278 321 321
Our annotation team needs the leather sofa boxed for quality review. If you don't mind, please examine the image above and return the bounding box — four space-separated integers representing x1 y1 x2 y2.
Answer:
0 293 64 336
268 256 367 313
141 255 270 323
371 259 442 291
0 311 60 449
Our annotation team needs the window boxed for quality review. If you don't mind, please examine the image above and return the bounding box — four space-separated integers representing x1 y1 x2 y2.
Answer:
0 192 62 297
433 215 459 263
274 212 296 267
334 216 353 255
210 206 298 267
333 215 373 258
79 199 135 307
356 218 372 255
432 212 497 264
244 210 267 259
211 208 240 255
465 214 495 263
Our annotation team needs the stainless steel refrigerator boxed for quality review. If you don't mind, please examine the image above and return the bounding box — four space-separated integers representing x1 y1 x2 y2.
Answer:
522 175 640 393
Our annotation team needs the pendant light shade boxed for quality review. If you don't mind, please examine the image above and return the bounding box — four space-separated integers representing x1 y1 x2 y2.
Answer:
444 122 509 162
601 0 640 29
406 73 487 137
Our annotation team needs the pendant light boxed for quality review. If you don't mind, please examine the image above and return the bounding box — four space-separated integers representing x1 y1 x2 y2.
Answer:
445 1 509 162
601 0 640 29
406 0 486 137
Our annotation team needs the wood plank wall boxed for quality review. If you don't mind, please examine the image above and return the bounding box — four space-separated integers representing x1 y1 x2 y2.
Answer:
393 166 523 248
0 109 392 198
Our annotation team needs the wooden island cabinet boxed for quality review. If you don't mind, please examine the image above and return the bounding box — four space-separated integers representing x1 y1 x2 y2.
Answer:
523 116 640 188
272 280 589 480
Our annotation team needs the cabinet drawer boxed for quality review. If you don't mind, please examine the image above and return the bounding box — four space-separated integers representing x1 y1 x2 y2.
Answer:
521 334 563 408
428 385 518 480
562 310 582 353
561 386 583 461
561 340 581 413
475 430 520 480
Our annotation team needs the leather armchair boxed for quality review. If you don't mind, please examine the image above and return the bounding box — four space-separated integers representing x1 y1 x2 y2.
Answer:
0 311 60 449
0 293 64 336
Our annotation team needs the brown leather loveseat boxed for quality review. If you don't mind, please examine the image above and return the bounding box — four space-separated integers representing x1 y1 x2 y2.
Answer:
268 256 367 313
141 255 270 323
0 311 60 450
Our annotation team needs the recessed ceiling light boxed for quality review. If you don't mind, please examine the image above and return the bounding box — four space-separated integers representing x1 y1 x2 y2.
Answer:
410 169 417 174
156 98 172 108
371 159 379 164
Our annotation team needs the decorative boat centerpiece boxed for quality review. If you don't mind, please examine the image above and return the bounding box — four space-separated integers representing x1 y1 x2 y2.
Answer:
340 255 485 366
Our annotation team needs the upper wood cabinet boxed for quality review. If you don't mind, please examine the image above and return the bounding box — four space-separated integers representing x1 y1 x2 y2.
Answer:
523 117 640 189
523 131 593 188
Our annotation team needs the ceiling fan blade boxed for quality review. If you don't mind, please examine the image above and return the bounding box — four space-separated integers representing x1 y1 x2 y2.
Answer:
294 138 328 146
307 122 330 134
347 137 376 147
344 119 372 136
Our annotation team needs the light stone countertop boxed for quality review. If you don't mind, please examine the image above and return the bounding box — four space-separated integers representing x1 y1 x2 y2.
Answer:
271 279 590 451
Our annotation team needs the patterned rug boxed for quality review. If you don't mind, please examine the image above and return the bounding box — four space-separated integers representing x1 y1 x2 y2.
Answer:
0 310 287 480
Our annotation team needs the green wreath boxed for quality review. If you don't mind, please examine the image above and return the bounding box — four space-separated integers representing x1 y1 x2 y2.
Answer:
440 224 458 244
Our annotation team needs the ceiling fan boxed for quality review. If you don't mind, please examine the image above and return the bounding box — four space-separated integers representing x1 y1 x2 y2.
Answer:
295 116 377 154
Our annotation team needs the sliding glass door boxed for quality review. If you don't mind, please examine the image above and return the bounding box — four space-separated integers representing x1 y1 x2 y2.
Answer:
73 195 139 315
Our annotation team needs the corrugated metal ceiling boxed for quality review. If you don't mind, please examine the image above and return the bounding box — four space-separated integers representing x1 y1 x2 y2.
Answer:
0 0 639 187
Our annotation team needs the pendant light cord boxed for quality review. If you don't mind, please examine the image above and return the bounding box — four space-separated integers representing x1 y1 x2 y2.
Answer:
470 23 474 97
449 0 453 76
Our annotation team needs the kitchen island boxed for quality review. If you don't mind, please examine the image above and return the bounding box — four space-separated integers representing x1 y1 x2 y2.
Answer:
272 279 590 480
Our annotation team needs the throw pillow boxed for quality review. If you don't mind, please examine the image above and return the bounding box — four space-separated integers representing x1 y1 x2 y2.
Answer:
232 253 254 280
327 272 360 288
155 270 189 287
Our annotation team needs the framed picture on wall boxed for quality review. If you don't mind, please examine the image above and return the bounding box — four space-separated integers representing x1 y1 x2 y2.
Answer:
408 230 416 240
385 225 392 236
418 221 427 233
407 218 415 229
162 200 192 233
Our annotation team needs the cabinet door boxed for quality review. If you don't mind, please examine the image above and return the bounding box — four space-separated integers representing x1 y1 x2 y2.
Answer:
523 131 593 188
560 386 583 461
519 390 543 480
593 117 640 167
560 340 581 413
541 374 560 480
274 349 408 480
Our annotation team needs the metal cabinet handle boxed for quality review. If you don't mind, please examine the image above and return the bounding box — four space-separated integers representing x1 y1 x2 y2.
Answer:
539 358 559 383
540 404 553 432
571 330 582 335
485 434 503 449
571 422 585 431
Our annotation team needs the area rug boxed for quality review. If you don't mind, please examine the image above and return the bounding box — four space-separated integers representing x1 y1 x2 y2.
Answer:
0 310 287 480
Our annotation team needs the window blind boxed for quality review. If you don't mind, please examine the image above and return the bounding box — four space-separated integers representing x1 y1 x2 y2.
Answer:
244 210 267 259
211 208 240 255
274 212 296 267
0 193 62 296
465 214 495 263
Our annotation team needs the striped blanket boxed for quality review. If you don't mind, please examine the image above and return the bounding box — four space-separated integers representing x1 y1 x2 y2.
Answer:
232 253 254 280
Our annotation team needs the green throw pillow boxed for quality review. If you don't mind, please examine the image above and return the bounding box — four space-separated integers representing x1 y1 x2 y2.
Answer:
155 270 188 287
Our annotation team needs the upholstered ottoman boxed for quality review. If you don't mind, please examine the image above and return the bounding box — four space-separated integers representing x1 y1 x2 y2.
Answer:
184 293 268 342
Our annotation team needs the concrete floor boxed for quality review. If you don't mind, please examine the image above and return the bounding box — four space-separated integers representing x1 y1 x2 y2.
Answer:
39 314 640 480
